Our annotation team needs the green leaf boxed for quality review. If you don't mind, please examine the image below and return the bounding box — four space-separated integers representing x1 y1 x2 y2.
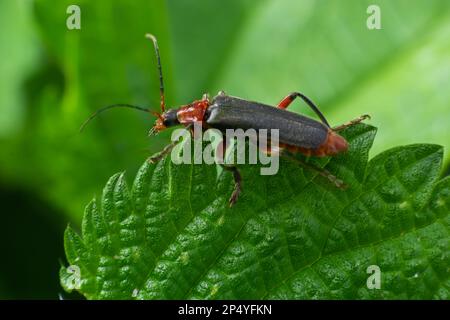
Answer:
61 124 449 299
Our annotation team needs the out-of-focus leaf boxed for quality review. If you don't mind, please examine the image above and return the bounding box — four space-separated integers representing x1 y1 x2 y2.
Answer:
1 0 173 220
0 0 38 136
327 14 450 158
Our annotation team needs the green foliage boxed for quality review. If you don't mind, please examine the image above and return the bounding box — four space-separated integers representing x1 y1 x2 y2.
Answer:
1 0 450 224
61 124 449 299
1 0 450 299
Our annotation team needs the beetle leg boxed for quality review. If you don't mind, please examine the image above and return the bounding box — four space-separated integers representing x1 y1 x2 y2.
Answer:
258 141 284 156
202 93 210 101
147 142 178 163
277 93 296 109
220 164 242 207
214 134 232 165
147 124 193 163
277 92 331 128
332 114 371 132
282 152 347 189
215 138 242 206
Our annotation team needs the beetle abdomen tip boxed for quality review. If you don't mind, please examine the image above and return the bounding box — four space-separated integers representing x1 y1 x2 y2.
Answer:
322 130 348 155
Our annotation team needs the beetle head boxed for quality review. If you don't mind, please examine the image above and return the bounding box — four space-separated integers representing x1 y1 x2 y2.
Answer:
149 108 180 135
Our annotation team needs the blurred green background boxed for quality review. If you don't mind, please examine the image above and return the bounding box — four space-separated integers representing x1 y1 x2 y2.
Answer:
0 0 449 299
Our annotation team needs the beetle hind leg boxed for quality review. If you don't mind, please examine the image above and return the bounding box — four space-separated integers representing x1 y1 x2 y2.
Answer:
277 92 331 128
282 152 347 189
332 114 371 132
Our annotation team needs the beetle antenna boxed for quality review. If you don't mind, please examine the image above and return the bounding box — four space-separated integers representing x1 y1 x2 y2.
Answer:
79 104 151 132
145 33 165 113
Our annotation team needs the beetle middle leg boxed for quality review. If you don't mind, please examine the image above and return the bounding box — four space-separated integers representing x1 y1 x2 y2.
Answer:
332 114 371 132
220 164 242 207
277 92 330 127
281 151 347 189
215 137 242 207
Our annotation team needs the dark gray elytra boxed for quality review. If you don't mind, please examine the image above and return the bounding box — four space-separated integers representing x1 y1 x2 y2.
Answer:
205 94 328 149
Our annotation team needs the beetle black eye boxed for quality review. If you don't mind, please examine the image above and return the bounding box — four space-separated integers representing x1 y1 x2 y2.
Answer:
162 109 180 127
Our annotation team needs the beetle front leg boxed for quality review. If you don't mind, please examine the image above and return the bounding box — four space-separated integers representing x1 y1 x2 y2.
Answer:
147 124 193 163
282 152 347 189
147 141 179 163
332 114 371 132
